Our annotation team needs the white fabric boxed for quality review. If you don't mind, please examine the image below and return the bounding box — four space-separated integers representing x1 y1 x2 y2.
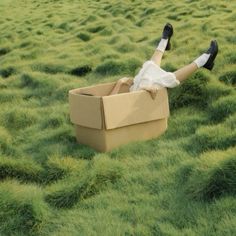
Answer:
129 60 180 92
156 38 168 53
194 53 210 68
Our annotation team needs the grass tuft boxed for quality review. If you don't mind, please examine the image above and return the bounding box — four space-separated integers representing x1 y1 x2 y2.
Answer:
41 113 65 129
69 65 92 76
45 155 124 208
0 157 43 183
0 66 16 78
95 58 141 76
189 122 236 153
87 25 105 33
225 52 236 64
31 63 67 74
185 148 236 200
19 73 59 98
0 126 12 154
2 108 37 130
41 156 80 184
77 32 91 41
0 47 10 56
219 71 236 85
209 94 236 122
0 181 49 235
169 71 210 109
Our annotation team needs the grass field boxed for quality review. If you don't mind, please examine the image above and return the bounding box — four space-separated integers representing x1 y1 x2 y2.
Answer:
0 0 236 235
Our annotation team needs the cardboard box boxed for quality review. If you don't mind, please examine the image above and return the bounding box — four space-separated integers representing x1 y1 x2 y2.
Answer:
69 82 169 152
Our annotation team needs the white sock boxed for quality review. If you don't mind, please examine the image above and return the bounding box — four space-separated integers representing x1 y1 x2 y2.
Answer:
156 38 168 53
194 53 211 68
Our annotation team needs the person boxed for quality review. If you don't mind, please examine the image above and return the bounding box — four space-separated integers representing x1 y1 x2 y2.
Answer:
109 23 218 98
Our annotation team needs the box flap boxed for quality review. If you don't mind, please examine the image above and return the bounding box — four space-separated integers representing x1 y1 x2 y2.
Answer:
78 82 117 96
102 88 169 130
69 89 103 129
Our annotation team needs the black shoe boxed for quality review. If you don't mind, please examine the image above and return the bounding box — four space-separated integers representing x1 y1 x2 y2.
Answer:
162 23 173 50
203 40 218 70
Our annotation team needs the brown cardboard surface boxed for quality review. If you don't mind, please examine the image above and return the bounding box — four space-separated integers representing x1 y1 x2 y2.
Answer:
69 91 103 129
102 88 169 130
69 83 134 130
70 81 130 97
69 82 170 151
76 82 116 96
75 118 167 152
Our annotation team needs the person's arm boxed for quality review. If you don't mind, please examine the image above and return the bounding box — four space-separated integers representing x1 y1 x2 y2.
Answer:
109 77 133 95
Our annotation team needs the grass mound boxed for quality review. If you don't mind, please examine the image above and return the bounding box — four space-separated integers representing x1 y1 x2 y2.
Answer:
19 73 59 98
45 176 94 208
219 71 236 85
164 107 207 139
0 157 42 183
0 126 12 154
95 58 141 76
0 89 22 103
225 52 236 64
0 47 10 56
87 25 105 33
169 71 209 109
189 121 236 153
224 113 236 129
41 156 81 184
2 108 37 130
0 66 16 78
20 73 58 89
0 181 49 235
77 32 91 41
209 94 236 122
184 148 236 200
206 80 233 102
31 63 67 74
0 156 79 185
69 65 92 76
45 156 124 208
41 115 64 129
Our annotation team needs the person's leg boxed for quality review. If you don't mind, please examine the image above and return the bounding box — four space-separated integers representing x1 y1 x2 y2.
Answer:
173 62 198 82
174 40 219 83
135 39 218 99
151 23 173 66
151 50 164 66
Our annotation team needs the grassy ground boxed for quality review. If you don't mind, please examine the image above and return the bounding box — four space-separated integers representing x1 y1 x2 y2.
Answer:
0 0 235 235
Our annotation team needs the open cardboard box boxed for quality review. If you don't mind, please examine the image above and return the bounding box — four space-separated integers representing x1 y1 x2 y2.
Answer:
69 82 169 152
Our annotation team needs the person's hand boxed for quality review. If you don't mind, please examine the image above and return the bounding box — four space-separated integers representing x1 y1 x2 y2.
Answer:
140 85 160 100
118 77 133 86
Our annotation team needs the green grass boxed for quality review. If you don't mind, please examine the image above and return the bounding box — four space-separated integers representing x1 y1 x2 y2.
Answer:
0 0 235 235
0 180 50 236
182 148 236 200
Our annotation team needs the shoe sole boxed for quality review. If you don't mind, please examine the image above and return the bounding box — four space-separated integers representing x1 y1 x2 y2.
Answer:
204 41 218 70
162 23 173 51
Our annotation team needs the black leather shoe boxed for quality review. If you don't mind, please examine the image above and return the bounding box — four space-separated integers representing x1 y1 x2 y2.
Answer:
162 23 173 50
203 40 218 70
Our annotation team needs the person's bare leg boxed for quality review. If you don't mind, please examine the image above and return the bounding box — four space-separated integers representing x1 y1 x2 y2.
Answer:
151 23 173 66
151 50 164 66
173 62 198 83
174 40 218 83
